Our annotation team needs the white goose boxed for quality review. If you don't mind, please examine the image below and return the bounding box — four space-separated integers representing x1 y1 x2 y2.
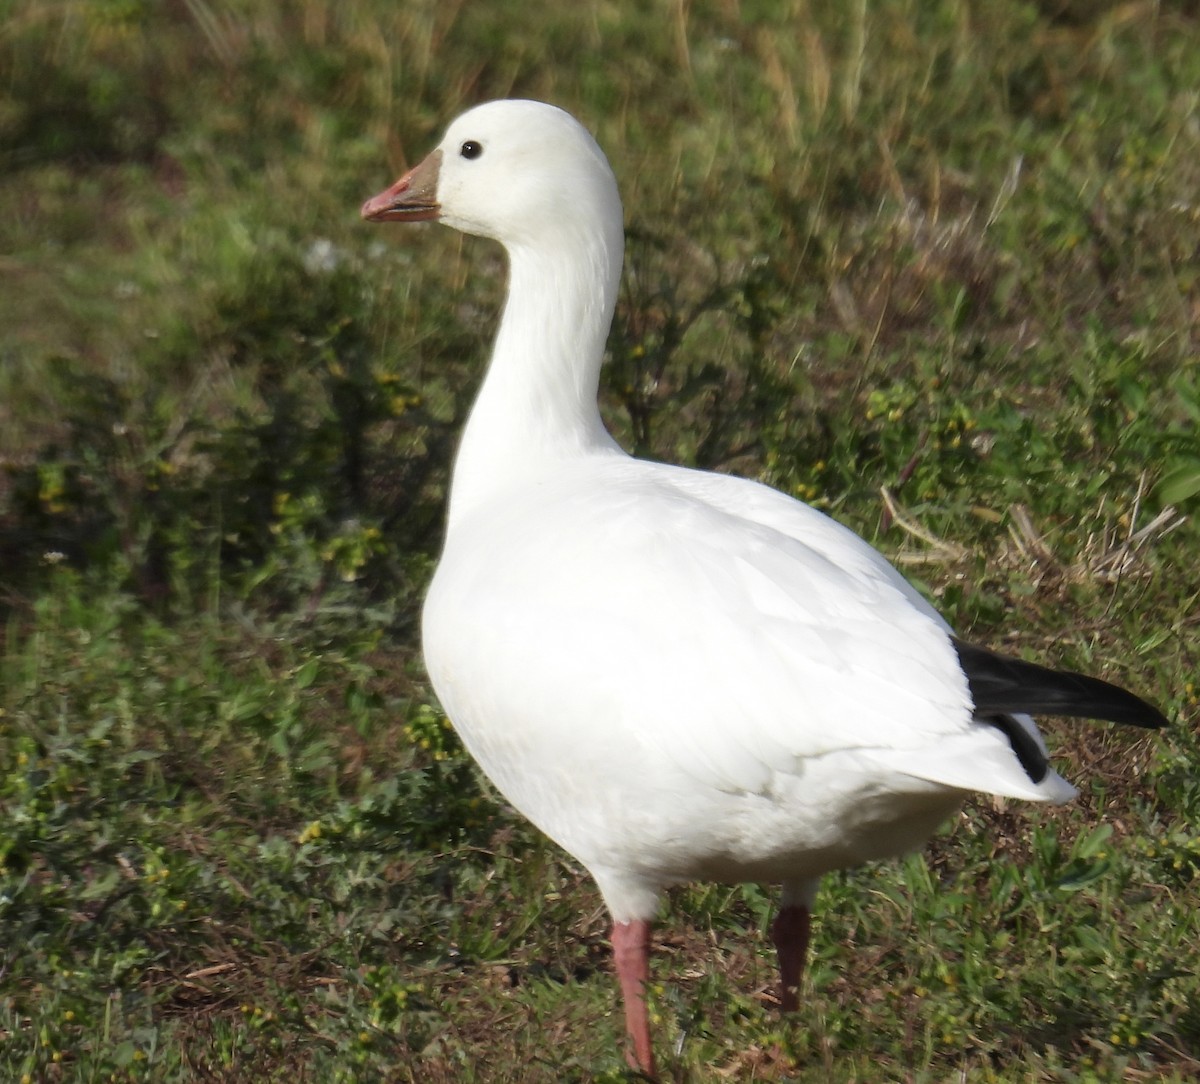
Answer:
362 100 1167 1076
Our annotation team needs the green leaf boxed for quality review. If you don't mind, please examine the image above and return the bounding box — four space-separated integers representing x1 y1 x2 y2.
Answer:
1158 459 1200 505
293 658 321 689
1073 824 1114 860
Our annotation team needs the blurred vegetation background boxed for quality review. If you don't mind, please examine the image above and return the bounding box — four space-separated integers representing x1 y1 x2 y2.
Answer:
1 0 1198 1080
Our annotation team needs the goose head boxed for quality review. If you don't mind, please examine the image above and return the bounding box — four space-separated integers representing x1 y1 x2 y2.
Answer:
361 99 622 250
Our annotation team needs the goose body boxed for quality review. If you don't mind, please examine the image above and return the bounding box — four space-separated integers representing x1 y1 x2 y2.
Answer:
426 454 1067 914
363 100 1167 1075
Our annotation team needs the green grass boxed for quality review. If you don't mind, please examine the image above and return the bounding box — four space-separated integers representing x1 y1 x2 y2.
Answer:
1 0 1199 1079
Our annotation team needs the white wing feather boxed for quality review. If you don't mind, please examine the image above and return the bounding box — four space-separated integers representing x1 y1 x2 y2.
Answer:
425 457 1073 812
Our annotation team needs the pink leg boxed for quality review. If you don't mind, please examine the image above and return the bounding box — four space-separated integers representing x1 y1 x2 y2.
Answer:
771 904 811 1013
612 918 655 1077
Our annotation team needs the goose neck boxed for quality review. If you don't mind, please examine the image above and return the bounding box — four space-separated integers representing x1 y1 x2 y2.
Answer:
447 225 624 525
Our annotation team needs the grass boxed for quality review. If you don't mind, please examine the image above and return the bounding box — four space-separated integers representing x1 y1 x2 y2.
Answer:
1 0 1198 1079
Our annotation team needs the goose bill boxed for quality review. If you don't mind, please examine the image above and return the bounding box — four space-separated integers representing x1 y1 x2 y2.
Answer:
361 150 442 222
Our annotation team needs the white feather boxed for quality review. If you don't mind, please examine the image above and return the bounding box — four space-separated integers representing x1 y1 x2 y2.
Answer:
401 99 1075 925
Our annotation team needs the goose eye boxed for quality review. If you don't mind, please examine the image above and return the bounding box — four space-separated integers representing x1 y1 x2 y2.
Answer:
460 140 483 160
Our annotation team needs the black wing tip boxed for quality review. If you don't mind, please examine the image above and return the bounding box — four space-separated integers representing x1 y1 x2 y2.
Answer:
952 637 1171 731
1128 702 1171 730
982 713 1050 784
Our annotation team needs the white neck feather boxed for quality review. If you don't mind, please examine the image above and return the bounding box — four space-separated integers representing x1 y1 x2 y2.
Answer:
446 214 626 527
